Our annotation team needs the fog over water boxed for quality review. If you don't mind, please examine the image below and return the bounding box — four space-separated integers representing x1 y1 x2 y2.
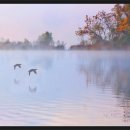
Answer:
0 50 130 126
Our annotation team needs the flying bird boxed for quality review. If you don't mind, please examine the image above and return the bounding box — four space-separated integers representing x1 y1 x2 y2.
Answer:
14 64 22 70
28 69 37 76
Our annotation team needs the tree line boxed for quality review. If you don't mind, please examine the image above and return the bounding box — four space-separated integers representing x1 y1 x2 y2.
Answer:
0 31 66 50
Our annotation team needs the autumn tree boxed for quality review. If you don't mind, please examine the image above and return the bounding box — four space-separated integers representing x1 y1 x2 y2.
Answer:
113 4 130 33
76 10 117 45
112 4 130 45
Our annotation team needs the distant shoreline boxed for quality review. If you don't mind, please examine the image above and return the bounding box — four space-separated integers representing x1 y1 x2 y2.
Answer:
0 43 130 51
69 42 130 51
0 48 130 51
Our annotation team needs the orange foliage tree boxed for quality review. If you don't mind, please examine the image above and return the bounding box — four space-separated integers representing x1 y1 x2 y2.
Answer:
76 4 130 46
76 10 117 44
112 4 130 46
112 4 130 33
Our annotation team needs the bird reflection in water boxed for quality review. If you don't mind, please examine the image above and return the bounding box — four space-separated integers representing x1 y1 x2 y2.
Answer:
29 85 37 93
14 79 20 85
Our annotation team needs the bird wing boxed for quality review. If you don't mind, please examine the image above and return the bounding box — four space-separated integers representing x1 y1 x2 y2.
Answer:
29 71 31 76
14 65 16 70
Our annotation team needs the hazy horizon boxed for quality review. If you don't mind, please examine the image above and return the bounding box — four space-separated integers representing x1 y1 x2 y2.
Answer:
0 4 115 48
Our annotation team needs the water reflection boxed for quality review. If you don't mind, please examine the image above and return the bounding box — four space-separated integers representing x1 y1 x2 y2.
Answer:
79 59 111 88
122 99 130 123
29 86 37 93
0 51 130 125
78 54 130 123
14 79 20 85
30 56 54 71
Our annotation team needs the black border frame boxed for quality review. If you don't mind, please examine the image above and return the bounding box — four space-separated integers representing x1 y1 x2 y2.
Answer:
0 0 129 3
0 0 129 128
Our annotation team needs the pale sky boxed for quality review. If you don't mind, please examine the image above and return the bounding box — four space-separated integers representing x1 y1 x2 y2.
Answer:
0 4 115 47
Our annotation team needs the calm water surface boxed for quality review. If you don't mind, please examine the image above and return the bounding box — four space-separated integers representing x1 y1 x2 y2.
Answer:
0 50 130 126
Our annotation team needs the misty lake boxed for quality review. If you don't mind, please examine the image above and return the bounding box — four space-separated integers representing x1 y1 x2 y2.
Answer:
0 50 130 126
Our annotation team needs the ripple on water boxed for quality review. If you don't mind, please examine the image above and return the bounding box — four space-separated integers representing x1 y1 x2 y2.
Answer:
0 51 130 125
